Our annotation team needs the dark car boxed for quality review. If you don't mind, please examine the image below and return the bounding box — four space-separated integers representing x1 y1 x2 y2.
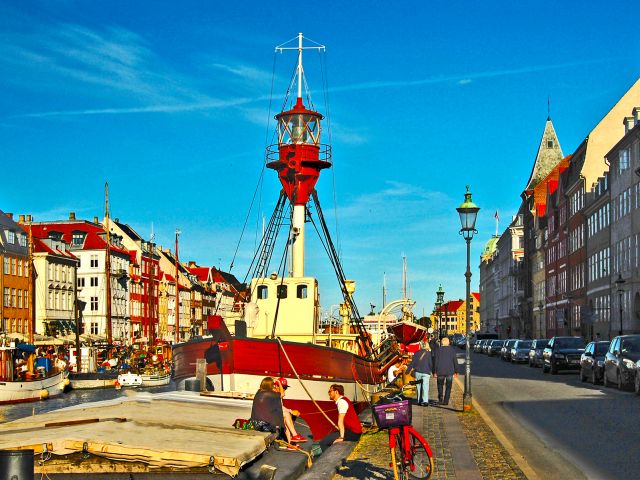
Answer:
528 339 548 367
473 339 486 353
501 339 517 361
580 341 610 384
603 335 640 390
542 336 585 374
511 340 532 363
488 340 504 356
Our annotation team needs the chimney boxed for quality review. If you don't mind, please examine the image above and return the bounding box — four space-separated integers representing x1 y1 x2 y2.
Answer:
624 116 635 135
93 216 99 224
18 214 25 223
633 107 640 126
188 261 197 267
5 212 13 219
69 212 76 221
26 214 32 222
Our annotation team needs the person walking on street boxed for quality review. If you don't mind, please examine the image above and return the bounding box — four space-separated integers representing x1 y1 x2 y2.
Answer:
433 337 458 406
319 384 362 451
407 341 433 406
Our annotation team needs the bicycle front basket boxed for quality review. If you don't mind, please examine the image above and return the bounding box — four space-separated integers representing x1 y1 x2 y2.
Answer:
372 399 412 428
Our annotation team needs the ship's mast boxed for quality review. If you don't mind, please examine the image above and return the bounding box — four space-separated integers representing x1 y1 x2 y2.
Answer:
270 33 328 278
174 229 180 344
104 182 112 346
27 224 34 344
148 235 155 344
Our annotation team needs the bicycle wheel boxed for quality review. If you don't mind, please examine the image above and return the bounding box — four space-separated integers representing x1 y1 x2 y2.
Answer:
390 432 408 480
408 430 434 479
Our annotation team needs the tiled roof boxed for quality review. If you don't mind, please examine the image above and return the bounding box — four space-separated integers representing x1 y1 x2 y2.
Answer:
29 221 129 256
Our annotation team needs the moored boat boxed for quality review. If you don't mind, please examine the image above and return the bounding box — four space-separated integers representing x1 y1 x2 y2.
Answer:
173 33 390 440
0 342 68 404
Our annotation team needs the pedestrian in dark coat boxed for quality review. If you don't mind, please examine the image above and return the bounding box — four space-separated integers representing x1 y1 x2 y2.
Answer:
407 342 433 406
433 337 459 405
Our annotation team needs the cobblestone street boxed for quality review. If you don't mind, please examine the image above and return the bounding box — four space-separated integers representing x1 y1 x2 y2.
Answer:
334 377 527 479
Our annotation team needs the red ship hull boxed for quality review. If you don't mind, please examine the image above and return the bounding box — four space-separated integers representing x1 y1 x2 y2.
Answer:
173 333 382 439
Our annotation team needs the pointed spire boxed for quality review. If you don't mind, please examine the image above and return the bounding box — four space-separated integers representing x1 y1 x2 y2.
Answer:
523 116 564 193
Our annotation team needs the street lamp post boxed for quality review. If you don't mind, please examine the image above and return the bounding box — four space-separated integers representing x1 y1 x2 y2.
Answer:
435 285 445 340
457 186 479 413
615 274 626 336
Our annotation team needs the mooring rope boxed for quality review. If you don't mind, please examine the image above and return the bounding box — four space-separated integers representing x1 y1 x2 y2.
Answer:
275 337 339 431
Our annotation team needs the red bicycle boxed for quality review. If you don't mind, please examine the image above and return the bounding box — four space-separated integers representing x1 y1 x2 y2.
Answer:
373 381 434 480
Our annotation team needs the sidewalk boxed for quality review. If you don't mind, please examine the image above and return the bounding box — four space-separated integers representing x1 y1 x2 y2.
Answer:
333 377 528 480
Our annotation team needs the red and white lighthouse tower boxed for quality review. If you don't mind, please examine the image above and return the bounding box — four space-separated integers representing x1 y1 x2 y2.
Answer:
267 33 331 278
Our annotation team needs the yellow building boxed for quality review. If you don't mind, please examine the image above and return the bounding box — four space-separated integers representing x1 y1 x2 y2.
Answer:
431 293 480 336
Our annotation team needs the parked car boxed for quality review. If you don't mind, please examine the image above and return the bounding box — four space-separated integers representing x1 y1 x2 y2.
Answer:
501 339 517 361
542 336 585 374
603 335 640 390
580 341 610 384
528 339 548 368
482 340 493 354
511 340 532 363
488 340 504 357
473 339 486 353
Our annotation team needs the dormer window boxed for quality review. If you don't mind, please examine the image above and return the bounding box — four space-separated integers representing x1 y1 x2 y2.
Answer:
6 230 15 244
72 231 85 246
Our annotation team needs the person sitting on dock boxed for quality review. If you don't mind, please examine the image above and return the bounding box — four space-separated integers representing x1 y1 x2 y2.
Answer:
387 356 408 387
274 377 306 443
250 377 284 435
319 384 362 452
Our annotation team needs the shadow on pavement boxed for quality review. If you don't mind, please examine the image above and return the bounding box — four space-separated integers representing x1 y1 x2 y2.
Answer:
336 459 392 479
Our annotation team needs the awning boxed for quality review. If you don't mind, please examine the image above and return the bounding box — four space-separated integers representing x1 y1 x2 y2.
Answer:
48 320 78 332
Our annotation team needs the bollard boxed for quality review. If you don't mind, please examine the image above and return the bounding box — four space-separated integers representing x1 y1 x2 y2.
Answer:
0 449 34 480
184 378 201 392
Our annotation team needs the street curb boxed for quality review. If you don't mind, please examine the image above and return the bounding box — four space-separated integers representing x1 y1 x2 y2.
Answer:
453 375 540 480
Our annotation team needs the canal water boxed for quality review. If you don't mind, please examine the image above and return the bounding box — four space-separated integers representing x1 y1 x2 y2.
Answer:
0 382 177 423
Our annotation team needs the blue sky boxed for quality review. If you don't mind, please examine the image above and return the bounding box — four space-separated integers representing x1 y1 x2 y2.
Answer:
1 1 639 318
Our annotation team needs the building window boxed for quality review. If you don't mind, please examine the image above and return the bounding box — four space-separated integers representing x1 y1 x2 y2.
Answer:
619 149 630 174
6 231 15 244
23 291 27 309
18 234 26 247
17 290 22 309
11 259 16 276
90 277 99 287
90 322 99 335
3 288 9 308
296 284 308 299
277 285 288 299
547 140 554 148
3 257 9 275
77 277 85 288
90 296 98 311
257 285 268 300
90 255 98 268
11 289 16 307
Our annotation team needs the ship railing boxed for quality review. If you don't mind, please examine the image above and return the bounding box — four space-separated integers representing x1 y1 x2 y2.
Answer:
265 143 332 164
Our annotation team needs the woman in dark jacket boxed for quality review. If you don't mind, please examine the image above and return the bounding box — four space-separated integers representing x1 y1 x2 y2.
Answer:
250 377 284 433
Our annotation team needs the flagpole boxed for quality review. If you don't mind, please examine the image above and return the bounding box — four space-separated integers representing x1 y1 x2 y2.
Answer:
494 210 499 236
